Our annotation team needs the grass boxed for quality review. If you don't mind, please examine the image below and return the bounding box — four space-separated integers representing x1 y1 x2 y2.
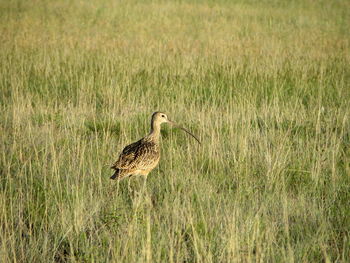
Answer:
0 0 349 262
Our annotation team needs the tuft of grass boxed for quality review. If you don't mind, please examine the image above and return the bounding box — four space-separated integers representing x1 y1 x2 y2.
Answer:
84 119 121 137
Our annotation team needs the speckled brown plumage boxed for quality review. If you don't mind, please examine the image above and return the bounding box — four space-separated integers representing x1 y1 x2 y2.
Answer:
110 111 200 180
110 137 160 180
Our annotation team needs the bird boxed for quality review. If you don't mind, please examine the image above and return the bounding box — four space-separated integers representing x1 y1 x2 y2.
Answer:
110 112 200 180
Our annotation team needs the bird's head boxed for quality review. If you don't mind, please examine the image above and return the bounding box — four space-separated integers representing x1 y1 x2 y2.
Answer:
151 111 201 144
152 112 170 125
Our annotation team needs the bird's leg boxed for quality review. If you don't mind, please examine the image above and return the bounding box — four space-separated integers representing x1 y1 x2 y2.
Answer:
115 180 120 195
141 175 148 194
127 178 132 193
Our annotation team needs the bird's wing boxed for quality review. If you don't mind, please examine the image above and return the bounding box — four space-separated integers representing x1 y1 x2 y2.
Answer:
111 139 159 170
111 139 142 169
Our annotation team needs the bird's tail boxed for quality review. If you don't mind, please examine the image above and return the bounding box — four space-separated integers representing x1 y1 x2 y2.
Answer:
110 169 121 180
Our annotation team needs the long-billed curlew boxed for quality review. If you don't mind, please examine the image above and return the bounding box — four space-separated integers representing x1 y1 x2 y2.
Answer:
110 112 200 180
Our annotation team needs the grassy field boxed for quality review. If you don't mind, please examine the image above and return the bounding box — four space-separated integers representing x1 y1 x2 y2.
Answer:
1 0 350 262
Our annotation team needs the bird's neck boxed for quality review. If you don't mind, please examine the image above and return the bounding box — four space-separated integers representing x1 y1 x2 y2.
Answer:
147 122 161 143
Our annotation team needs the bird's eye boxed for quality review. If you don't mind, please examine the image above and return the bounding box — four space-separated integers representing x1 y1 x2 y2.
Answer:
161 115 165 118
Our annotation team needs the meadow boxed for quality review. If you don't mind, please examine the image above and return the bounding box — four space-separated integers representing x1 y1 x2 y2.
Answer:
0 0 349 262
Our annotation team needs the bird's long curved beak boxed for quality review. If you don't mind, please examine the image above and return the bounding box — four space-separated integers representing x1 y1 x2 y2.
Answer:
168 120 201 145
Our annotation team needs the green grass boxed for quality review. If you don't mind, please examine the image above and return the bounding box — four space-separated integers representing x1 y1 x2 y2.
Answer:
1 0 350 262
